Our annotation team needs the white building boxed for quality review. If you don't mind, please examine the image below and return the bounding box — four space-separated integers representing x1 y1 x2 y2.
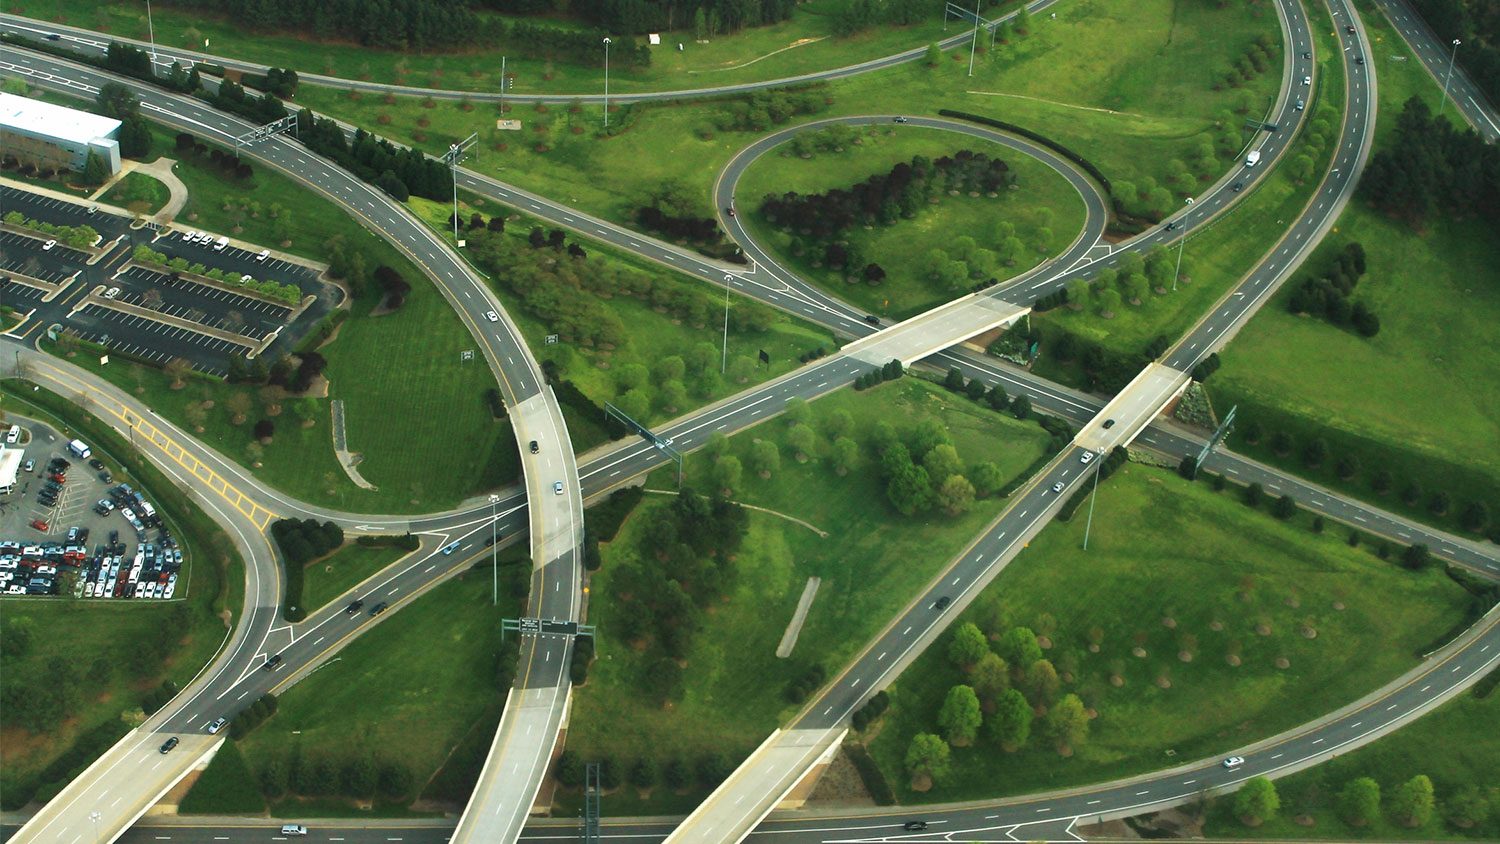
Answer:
0 92 121 176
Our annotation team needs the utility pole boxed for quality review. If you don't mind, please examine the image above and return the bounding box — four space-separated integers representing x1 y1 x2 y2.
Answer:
1173 197 1194 292
145 0 158 66
441 133 478 245
721 274 733 373
499 56 507 117
489 494 500 605
1081 454 1102 551
1439 38 1461 118
966 0 982 77
89 811 101 844
602 38 612 128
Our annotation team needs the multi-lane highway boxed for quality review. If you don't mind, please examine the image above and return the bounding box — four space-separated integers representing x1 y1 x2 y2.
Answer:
5 0 1499 839
1371 0 1500 141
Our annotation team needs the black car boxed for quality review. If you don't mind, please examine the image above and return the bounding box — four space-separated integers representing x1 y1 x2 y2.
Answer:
1301 51 1311 60
1165 222 1179 231
1354 56 1364 65
98 470 112 483
369 602 389 616
159 737 179 754
529 440 539 454
484 534 500 547
934 596 952 610
864 315 880 325
1345 24 1355 33
903 821 928 831
345 599 365 614
263 654 283 671
1231 181 1245 192
1103 418 1117 429
89 458 105 470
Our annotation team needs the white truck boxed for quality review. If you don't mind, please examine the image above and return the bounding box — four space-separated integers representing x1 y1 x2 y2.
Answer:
1244 150 1262 167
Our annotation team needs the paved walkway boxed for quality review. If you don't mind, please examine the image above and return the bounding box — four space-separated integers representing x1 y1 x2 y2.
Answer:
88 157 189 224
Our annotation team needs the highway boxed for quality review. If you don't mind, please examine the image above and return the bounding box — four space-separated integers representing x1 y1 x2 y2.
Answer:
4 0 1499 838
0 52 583 844
1371 0 1500 142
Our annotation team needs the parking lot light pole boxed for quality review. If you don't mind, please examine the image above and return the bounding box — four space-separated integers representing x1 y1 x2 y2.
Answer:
602 38 612 128
489 494 500 606
1173 197 1194 292
1440 39 1461 118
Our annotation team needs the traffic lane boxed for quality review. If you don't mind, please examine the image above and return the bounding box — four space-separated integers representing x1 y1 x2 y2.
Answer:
1372 0 1499 141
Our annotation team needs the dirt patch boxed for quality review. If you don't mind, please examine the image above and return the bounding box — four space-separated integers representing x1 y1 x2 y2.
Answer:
1131 646 1147 658
804 748 875 807
1255 622 1272 636
1226 654 1242 667
1275 657 1291 669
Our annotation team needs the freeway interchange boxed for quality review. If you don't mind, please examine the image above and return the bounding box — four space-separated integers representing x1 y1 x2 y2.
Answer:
3 0 1500 842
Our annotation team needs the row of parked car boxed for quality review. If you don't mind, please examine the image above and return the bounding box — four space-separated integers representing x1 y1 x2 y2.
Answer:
0 530 182 598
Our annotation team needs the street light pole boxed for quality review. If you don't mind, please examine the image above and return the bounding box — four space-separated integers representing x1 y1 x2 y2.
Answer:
1081 455 1102 551
721 274 733 373
602 38 612 128
1172 197 1194 293
89 811 101 844
1439 38 1461 118
489 494 500 606
145 0 158 66
966 0 982 77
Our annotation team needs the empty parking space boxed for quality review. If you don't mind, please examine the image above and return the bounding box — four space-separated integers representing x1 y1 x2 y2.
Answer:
158 229 321 292
0 278 49 309
0 184 132 241
113 266 287 335
70 304 254 374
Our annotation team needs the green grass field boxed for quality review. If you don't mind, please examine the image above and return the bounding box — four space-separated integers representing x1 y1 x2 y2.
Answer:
867 464 1471 802
292 0 1278 234
1203 691 1500 840
561 376 1056 814
1208 1 1500 535
736 124 1088 318
301 543 413 612
99 170 170 214
7 0 958 94
0 388 239 806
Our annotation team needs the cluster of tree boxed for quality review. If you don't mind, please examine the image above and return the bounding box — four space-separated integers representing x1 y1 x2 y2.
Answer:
1213 33 1278 91
829 0 929 36
1405 0 1500 105
104 42 198 94
605 490 747 703
172 132 254 183
783 662 826 703
854 359 906 390
632 180 723 247
373 265 413 309
1286 242 1379 336
541 0 794 36
609 344 739 423
907 624 1090 791
270 518 344 620
130 247 301 304
1361 96 1500 228
164 0 478 49
295 111 453 202
254 747 415 802
94 82 153 159
228 693 279 739
507 21 651 68
762 150 1014 242
259 67 301 98
2 212 99 250
1235 771 1488 830
554 749 740 794
209 77 290 126
1236 419 1495 538
851 690 890 731
711 87 829 133
875 413 1015 518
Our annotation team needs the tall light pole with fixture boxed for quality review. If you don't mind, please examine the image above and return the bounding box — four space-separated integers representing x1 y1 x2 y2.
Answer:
89 811 102 844
1172 197 1194 292
1439 38 1461 118
441 133 478 245
145 0 159 66
721 274 733 373
966 0 982 77
602 37 613 128
488 494 501 605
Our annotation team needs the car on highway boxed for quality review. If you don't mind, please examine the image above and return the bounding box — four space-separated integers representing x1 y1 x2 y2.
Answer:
864 315 880 325
1223 755 1246 769
45 33 61 40
159 737 179 754
1165 222 1179 231
263 654 282 671
1344 24 1355 33
346 599 365 614
1051 481 1066 493
554 481 564 495
1103 419 1116 429
933 596 952 610
485 310 499 322
894 116 909 124
42 239 57 251
1295 99 1305 111
1302 75 1311 85
369 601 389 616
1354 55 1364 65
726 206 736 218
529 440 539 454
902 821 928 831
206 717 228 734
1079 451 1095 465
281 825 308 836
1231 182 1245 192
1301 50 1311 59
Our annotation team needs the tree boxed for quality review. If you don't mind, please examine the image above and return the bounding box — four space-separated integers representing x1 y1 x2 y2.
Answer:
1388 774 1435 827
1235 776 1281 825
948 622 989 669
1273 494 1297 520
712 456 743 495
997 627 1042 669
944 366 966 391
1444 786 1492 829
1337 777 1381 827
784 396 812 426
1011 394 1031 420
925 42 943 66
1043 693 1089 754
1303 437 1329 468
988 687 1032 750
903 733 951 791
923 444 963 485
971 653 1009 710
750 439 780 478
935 474 976 515
969 461 1006 498
830 436 859 476
1022 659 1061 709
1402 543 1431 570
80 151 109 186
163 357 193 389
1244 482 1265 508
886 463 934 516
1097 287 1122 317
629 758 659 789
824 408 854 439
937 685 983 747
787 423 817 461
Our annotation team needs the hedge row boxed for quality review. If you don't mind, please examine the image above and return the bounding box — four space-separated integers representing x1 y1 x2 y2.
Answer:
938 109 1114 197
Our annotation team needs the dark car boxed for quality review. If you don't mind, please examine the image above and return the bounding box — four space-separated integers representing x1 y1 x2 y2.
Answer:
345 599 365 615
98 470 113 483
45 33 61 41
1344 24 1355 33
529 440 539 454
1231 181 1245 192
903 821 928 831
1354 55 1364 65
1103 418 1117 429
369 602 389 616
726 206 736 218
263 654 283 671
1301 50 1311 60
864 315 880 325
159 737 179 754
1165 222 1179 231
933 596 952 610
89 458 105 470
484 534 500 547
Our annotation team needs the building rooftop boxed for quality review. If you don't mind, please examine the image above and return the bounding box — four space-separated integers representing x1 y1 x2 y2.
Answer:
0 91 121 147
0 448 21 490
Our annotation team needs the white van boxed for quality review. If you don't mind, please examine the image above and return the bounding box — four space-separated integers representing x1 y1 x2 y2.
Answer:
5 425 19 444
1244 150 1261 167
68 439 92 459
213 236 229 252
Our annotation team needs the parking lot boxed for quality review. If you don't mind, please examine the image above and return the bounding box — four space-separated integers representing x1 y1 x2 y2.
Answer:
0 415 184 600
113 265 291 335
0 228 90 283
0 184 134 242
157 228 317 288
69 303 258 373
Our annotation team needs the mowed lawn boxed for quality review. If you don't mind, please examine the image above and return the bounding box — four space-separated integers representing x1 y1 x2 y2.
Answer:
736 124 1088 317
99 170 170 214
300 543 414 612
1203 692 1500 840
563 377 1056 814
868 465 1471 802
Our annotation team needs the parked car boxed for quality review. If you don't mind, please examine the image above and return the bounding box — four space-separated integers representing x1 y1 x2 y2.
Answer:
29 519 48 532
42 239 57 251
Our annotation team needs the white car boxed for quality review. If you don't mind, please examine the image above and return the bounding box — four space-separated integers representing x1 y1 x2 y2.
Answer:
42 239 57 251
206 716 228 734
1079 451 1095 465
1302 75 1311 85
103 287 120 299
485 310 499 323
255 249 270 262
554 481 564 495
1223 756 1246 770
1051 481 1065 493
